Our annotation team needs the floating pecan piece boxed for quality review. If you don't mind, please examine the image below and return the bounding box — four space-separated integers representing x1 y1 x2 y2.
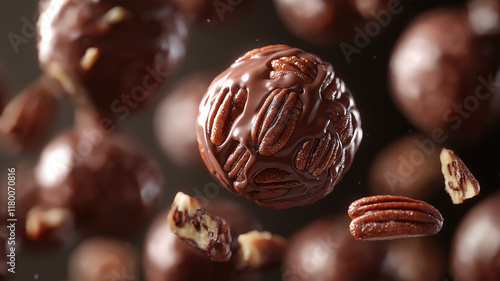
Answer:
440 148 480 204
236 231 287 270
270 56 318 83
348 195 443 240
167 192 232 262
252 88 302 156
207 87 248 146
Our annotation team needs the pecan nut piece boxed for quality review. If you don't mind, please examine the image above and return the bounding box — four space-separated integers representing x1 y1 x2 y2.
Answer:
236 231 287 270
348 195 444 240
295 132 341 177
167 192 232 262
207 87 248 146
270 56 318 83
251 88 302 156
440 148 480 204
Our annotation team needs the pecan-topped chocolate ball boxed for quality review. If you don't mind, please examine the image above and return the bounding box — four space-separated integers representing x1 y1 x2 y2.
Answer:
197 45 362 209
37 0 187 118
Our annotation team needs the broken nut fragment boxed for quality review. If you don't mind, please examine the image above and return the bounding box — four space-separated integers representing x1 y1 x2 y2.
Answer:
348 195 444 240
440 148 480 204
236 231 287 270
167 192 232 262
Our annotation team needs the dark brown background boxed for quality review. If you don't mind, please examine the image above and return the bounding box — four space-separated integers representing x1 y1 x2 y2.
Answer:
1 0 499 280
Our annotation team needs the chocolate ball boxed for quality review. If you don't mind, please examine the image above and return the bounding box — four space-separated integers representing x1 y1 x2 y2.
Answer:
450 191 500 281
389 7 500 143
143 199 261 281
0 76 60 154
172 0 253 25
154 72 213 168
197 45 362 209
68 237 138 281
34 126 163 236
378 238 446 281
282 215 385 281
37 0 188 118
368 134 442 200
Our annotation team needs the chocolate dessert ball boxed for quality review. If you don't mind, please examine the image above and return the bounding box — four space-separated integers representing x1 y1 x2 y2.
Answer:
143 199 262 281
37 0 188 118
389 7 500 143
34 126 163 235
0 76 60 153
197 45 362 209
68 237 138 281
368 134 442 200
172 0 253 25
450 191 500 281
154 72 213 168
282 215 385 281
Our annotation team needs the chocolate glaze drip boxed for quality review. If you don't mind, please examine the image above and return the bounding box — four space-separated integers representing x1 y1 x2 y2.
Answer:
197 45 362 209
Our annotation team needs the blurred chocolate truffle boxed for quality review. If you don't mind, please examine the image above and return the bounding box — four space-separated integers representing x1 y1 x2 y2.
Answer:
282 215 385 281
197 45 362 209
37 0 188 118
154 72 212 168
450 191 500 281
172 0 253 25
0 76 60 154
389 7 500 143
273 0 394 45
368 134 442 200
34 125 163 236
68 237 138 281
378 238 446 281
143 199 261 281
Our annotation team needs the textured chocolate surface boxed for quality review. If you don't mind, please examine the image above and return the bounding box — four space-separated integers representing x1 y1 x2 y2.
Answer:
389 7 500 143
144 199 261 281
34 127 163 236
450 191 500 281
197 45 362 209
37 0 187 117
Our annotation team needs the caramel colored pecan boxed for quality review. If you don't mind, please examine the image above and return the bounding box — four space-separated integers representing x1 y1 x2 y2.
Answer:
330 111 353 145
168 192 232 262
236 231 287 270
295 132 341 177
348 195 443 240
224 143 251 181
207 87 248 146
440 148 480 204
270 56 318 83
252 88 302 156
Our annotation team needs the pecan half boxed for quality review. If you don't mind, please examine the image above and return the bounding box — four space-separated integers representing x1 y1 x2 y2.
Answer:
236 231 287 270
252 88 302 156
440 148 480 204
224 143 251 182
207 87 248 146
168 192 232 262
270 56 318 83
295 132 341 177
348 195 443 240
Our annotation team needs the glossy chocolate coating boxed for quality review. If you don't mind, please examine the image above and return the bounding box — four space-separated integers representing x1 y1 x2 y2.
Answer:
154 72 213 168
37 0 187 118
34 127 163 236
282 215 385 281
389 7 500 143
450 191 500 281
197 45 362 209
68 237 138 281
368 134 442 200
143 199 262 281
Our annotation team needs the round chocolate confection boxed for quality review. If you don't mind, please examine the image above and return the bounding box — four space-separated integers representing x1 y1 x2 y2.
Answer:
68 237 138 281
273 0 392 45
197 45 362 209
154 72 213 168
34 126 163 236
143 199 262 281
389 7 500 143
37 0 188 118
282 215 385 281
450 191 500 281
368 134 442 200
